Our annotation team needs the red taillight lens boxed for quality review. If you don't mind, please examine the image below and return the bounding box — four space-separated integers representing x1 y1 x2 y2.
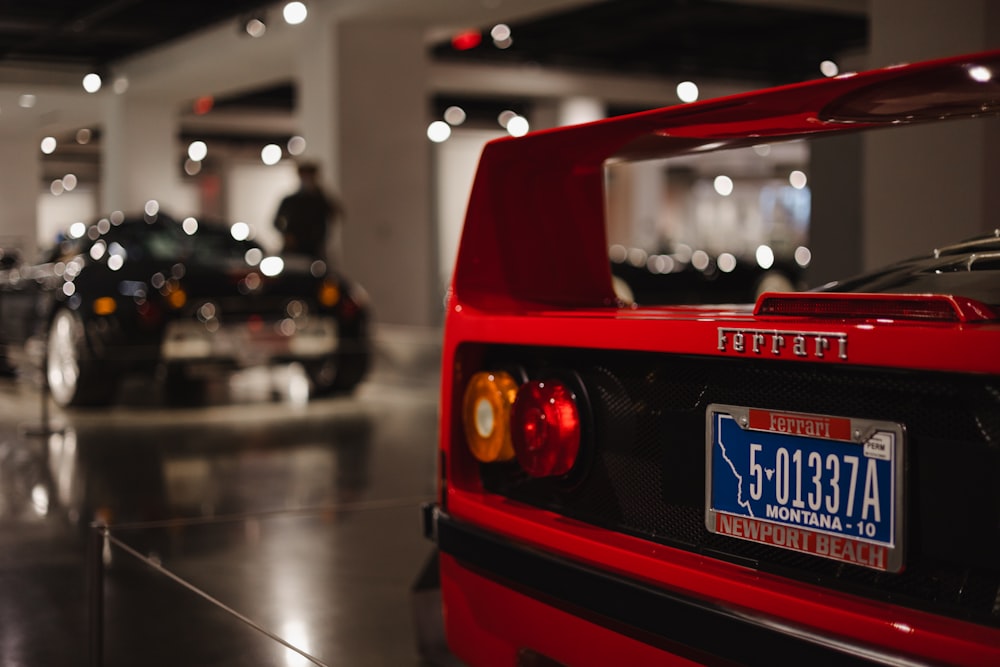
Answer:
462 371 519 463
511 379 581 478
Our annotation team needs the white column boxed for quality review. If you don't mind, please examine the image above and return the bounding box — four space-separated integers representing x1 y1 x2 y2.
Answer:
335 20 434 326
0 134 40 257
864 0 1000 269
101 94 186 214
295 15 340 190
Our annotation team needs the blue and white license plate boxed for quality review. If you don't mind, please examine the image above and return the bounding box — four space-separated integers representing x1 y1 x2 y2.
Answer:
705 404 904 572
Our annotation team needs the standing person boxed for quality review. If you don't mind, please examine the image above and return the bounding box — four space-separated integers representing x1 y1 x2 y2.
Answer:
273 161 344 263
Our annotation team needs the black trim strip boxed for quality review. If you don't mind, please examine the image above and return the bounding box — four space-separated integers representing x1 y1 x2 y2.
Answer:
426 505 933 667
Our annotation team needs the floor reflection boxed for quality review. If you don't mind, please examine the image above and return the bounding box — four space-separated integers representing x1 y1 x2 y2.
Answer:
0 360 440 666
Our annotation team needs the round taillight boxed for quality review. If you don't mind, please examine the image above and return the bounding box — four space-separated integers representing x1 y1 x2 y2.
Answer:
511 379 580 477
462 371 519 463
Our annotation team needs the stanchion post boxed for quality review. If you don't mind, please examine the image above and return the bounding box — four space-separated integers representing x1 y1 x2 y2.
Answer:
88 523 105 667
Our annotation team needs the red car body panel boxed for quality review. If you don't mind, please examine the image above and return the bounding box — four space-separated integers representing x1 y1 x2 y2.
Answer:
430 50 1000 666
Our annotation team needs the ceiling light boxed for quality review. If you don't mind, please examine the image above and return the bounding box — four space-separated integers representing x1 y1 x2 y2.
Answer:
490 24 511 41
443 106 466 125
676 81 699 103
188 141 208 162
245 17 266 38
506 115 529 137
451 30 482 51
82 73 102 93
287 136 307 156
283 2 307 25
820 60 839 77
261 144 282 165
40 136 57 155
713 175 733 196
427 121 451 143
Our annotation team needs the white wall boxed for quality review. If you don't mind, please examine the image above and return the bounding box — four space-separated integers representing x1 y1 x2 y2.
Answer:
226 161 298 254
37 189 98 252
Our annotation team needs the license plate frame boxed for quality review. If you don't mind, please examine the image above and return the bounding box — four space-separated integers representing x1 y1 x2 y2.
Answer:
705 403 905 573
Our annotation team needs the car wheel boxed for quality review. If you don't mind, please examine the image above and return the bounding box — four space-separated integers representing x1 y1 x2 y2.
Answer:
306 356 339 396
46 309 117 407
306 349 370 397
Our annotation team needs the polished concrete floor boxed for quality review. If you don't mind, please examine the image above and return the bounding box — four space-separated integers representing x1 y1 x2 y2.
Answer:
0 328 449 666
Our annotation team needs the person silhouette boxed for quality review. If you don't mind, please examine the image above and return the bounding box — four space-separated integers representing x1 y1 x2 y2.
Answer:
273 161 343 262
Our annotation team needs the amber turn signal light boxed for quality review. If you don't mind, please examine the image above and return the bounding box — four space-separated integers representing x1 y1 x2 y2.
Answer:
92 296 117 316
462 371 519 463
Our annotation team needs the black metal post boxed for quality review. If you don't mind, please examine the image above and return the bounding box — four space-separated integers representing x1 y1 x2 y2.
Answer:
88 523 105 667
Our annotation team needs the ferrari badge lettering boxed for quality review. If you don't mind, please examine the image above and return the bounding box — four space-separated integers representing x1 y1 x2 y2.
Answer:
717 328 848 361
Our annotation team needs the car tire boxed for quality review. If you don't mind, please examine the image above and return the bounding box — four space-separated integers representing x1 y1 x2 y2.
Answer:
46 308 118 407
307 349 370 397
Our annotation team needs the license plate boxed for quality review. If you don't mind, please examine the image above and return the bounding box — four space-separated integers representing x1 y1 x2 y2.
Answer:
705 404 904 572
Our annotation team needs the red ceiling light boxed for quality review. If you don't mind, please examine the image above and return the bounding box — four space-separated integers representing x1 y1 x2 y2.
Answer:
511 379 581 478
193 96 214 115
451 30 482 51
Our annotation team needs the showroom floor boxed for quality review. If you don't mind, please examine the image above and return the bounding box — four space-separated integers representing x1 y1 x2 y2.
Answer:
0 328 452 666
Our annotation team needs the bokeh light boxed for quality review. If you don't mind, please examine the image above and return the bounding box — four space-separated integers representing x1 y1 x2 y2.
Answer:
40 136 57 154
287 136 307 156
231 222 251 241
451 30 481 51
82 73 102 93
756 245 775 270
261 144 282 165
676 81 699 103
245 18 266 38
427 121 451 143
820 60 840 78
444 106 467 126
283 2 307 25
713 175 733 196
188 140 208 162
506 115 529 137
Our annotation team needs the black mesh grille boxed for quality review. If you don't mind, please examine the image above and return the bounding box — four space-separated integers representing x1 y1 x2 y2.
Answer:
475 345 1000 628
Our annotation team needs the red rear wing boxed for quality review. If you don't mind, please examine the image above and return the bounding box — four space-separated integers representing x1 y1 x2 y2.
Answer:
451 49 1000 310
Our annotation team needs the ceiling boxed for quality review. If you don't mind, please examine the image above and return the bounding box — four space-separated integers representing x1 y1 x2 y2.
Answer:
0 0 867 91
431 0 867 86
0 1 268 67
0 0 867 179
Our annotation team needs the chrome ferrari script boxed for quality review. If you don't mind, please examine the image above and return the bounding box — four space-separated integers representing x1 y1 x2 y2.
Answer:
717 328 848 360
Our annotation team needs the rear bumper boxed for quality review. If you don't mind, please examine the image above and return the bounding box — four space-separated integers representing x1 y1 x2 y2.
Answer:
424 505 951 667
161 316 338 364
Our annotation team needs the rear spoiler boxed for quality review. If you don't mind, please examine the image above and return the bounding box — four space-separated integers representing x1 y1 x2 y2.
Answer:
451 49 1000 310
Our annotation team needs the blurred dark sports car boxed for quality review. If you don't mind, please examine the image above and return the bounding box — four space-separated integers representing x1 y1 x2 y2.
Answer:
1 211 370 407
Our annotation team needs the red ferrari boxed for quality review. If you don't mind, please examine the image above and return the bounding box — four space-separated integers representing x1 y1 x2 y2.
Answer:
424 50 1000 666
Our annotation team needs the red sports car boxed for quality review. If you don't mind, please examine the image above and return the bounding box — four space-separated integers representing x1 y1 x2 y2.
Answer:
424 51 1000 665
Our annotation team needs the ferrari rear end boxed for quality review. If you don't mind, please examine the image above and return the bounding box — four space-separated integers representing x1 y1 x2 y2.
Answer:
426 51 1000 666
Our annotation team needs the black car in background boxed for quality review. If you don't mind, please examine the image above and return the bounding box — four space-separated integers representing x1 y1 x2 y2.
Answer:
0 211 370 406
